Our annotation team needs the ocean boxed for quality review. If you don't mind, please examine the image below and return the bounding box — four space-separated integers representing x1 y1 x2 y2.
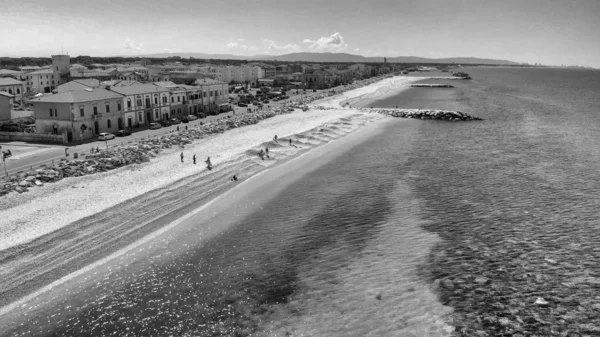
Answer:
3 67 600 336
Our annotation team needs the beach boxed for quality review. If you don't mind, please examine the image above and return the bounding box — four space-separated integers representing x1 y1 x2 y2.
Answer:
0 75 452 335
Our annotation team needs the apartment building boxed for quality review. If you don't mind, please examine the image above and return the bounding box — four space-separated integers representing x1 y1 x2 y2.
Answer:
109 84 172 125
31 88 126 141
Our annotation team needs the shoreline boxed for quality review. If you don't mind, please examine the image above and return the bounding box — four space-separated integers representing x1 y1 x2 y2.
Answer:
0 75 422 317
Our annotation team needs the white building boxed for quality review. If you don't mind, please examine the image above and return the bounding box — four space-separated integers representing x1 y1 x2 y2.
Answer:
0 77 25 101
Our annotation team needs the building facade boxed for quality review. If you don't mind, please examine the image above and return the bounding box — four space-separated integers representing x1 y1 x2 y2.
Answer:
109 84 172 126
0 92 14 121
31 88 126 141
0 78 25 101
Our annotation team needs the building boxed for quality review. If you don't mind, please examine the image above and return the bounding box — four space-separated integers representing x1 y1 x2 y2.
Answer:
24 69 56 93
56 79 100 93
31 88 126 141
153 81 188 119
0 77 25 101
194 78 228 113
0 91 14 121
52 54 71 86
108 84 172 125
214 66 264 85
101 80 141 87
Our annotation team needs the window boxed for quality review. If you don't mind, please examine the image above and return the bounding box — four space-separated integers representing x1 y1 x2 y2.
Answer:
203 92 207 98
49 108 53 117
127 98 132 108
155 110 159 119
79 106 84 117
107 119 111 128
162 96 167 103
171 97 174 103
117 102 121 111
177 96 180 102
16 88 20 94
8 89 12 94
154 96 158 104
137 98 142 107
93 105 98 115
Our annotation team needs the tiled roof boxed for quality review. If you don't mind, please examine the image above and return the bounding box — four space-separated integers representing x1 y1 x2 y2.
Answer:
0 78 24 86
28 69 54 75
0 91 14 98
108 83 169 95
70 69 116 78
101 80 141 87
153 81 179 88
194 78 225 85
0 69 21 75
32 88 124 103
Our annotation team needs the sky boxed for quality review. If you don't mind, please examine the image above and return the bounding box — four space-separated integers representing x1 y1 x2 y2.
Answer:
1 0 599 67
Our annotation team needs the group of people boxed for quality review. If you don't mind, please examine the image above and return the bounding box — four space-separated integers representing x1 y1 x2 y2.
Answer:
180 152 212 169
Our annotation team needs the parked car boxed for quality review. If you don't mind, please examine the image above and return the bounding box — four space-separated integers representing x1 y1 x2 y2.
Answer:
170 118 181 125
160 120 172 127
187 115 198 121
149 122 162 130
98 132 115 141
116 129 132 137
195 113 206 119
181 118 189 123
238 102 248 107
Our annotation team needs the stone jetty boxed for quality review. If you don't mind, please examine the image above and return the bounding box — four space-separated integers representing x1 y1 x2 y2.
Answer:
410 84 454 88
0 108 293 197
369 108 483 121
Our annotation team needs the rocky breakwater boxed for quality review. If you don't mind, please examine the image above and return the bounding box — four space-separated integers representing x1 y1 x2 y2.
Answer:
370 108 483 121
0 108 293 197
410 84 455 88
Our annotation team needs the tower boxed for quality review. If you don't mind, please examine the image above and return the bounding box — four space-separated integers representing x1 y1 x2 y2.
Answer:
52 54 70 85
384 57 387 64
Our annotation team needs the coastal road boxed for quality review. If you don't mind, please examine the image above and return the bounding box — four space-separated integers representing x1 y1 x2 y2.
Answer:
0 110 244 177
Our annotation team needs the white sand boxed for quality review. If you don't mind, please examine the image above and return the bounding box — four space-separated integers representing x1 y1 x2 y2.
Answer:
0 76 423 251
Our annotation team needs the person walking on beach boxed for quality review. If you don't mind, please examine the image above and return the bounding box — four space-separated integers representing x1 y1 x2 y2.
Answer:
180 152 184 163
258 149 265 160
265 147 269 156
193 154 196 165
206 157 212 170
231 175 238 181
289 138 292 146
273 135 278 143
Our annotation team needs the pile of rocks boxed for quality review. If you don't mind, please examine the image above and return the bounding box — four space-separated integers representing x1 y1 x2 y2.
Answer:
0 108 293 197
410 84 455 88
369 108 483 121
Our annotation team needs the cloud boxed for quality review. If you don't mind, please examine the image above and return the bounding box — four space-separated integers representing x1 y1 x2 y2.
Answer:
262 39 301 53
123 38 144 53
354 48 360 52
302 32 348 52
226 41 258 51
163 48 173 53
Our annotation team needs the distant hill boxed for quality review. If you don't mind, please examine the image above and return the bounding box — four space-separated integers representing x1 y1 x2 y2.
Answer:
137 52 518 65
138 52 252 60
255 52 519 65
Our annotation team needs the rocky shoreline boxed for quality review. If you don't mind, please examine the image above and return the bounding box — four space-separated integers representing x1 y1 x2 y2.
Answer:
411 84 455 88
0 108 293 197
367 108 483 121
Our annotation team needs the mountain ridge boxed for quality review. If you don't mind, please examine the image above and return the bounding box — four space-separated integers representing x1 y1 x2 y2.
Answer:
137 52 519 65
